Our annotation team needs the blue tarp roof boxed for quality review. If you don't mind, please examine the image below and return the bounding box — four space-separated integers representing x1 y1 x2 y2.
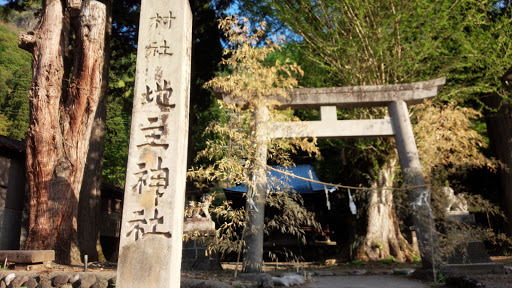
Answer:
224 164 335 194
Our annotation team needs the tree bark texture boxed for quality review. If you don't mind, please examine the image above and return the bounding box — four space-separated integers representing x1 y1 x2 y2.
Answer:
364 158 413 262
78 0 112 262
243 105 269 273
484 95 512 235
20 0 106 265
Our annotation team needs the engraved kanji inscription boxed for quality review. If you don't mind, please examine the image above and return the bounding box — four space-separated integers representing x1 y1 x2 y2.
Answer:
137 117 169 148
125 209 146 240
131 156 169 196
146 39 173 56
142 80 175 108
125 208 172 240
133 162 149 194
150 157 169 205
150 11 176 29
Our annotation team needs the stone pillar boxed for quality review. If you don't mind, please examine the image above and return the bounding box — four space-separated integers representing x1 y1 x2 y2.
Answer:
116 1 192 287
388 100 438 268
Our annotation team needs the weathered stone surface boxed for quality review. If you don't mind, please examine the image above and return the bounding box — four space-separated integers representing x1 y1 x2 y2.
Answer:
116 1 192 287
23 277 38 288
0 251 55 264
220 77 446 109
447 241 494 264
75 274 96 288
271 274 304 287
90 279 108 288
182 218 215 232
35 280 52 288
447 212 476 224
389 100 437 268
2 274 15 287
393 268 415 276
69 274 79 284
270 117 394 139
261 274 273 288
441 263 505 274
348 270 367 275
181 279 231 288
8 275 29 288
373 269 394 275
53 274 71 286
313 271 335 276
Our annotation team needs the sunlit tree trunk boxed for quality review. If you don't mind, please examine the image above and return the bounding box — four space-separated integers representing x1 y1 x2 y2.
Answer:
364 158 413 262
243 105 269 273
19 0 106 265
78 0 112 262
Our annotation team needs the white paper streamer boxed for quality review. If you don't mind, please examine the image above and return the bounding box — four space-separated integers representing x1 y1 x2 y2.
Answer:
348 189 357 215
324 185 331 210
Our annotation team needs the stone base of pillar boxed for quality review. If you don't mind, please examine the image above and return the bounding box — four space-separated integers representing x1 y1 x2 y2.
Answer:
182 219 221 271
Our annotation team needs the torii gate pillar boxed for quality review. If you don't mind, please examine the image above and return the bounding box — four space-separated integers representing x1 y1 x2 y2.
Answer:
389 100 436 267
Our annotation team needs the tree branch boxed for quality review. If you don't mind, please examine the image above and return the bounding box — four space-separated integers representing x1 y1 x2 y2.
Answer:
18 32 36 53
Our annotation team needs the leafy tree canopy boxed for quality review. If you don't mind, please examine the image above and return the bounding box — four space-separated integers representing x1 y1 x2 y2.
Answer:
0 22 31 140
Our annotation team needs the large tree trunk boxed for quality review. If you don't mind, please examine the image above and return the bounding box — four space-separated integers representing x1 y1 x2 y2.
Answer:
77 0 112 262
243 105 269 273
484 95 512 235
20 0 106 265
364 158 413 262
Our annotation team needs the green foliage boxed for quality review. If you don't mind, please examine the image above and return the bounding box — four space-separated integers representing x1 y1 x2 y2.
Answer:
379 256 395 264
234 0 512 264
0 114 9 134
188 16 320 262
242 0 467 85
190 15 318 188
413 101 497 179
101 51 136 186
1 1 41 30
265 190 321 245
0 23 31 140
188 191 320 261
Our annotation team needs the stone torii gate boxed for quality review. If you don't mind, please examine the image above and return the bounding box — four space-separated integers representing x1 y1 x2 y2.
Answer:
220 77 446 272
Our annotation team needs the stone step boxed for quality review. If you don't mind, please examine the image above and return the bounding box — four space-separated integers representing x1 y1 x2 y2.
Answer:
447 241 493 264
0 250 55 264
441 262 505 275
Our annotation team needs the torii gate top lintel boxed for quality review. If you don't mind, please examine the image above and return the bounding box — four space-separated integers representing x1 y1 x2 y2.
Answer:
219 77 446 110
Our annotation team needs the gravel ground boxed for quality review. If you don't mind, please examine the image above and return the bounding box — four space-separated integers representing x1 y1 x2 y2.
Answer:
5 258 511 287
471 273 512 288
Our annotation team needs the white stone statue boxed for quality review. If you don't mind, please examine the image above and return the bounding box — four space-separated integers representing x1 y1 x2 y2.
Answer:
440 186 468 213
185 194 212 219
